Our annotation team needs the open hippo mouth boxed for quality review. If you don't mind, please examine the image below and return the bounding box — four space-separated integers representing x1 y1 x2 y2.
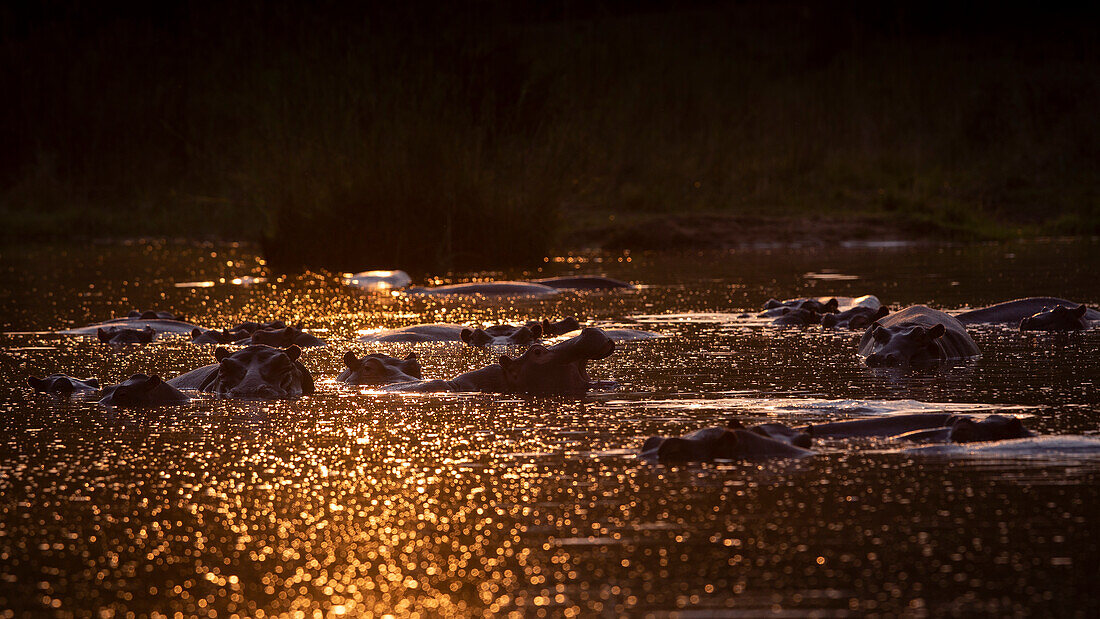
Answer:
498 328 616 395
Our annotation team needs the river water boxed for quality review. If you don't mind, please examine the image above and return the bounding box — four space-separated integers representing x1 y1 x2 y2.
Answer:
1 239 1098 617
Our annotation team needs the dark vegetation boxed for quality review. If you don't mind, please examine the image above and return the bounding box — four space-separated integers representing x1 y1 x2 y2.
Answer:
3 1 1099 271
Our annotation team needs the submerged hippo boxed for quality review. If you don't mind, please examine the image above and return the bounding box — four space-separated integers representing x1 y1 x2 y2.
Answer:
405 282 560 297
384 327 615 396
98 374 190 407
800 413 1031 443
190 328 241 345
60 315 205 336
338 352 422 385
461 323 542 347
770 308 823 327
245 325 326 348
128 310 180 320
859 306 979 366
821 305 890 330
537 317 582 336
359 323 470 343
530 276 635 290
761 297 840 317
97 325 155 345
27 374 100 395
1019 304 1092 331
167 345 315 398
640 423 814 462
956 297 1100 327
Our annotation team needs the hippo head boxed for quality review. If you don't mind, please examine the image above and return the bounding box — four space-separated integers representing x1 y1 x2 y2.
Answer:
206 345 314 398
644 427 741 461
27 374 99 395
98 326 156 345
1019 304 1089 332
339 352 422 384
539 317 582 337
497 327 614 395
948 415 1032 443
461 323 541 347
772 308 821 327
864 322 947 367
98 374 189 407
802 298 840 314
728 420 813 449
191 328 240 345
232 320 291 335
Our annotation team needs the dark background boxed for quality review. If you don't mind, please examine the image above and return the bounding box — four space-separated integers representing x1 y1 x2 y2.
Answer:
3 1 1098 271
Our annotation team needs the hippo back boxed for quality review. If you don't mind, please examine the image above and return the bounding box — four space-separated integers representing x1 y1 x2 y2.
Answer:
957 297 1100 324
859 306 979 365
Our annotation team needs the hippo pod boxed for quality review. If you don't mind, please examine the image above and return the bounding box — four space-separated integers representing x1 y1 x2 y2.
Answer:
956 297 1100 328
800 413 1032 443
167 345 315 399
859 306 979 366
99 374 190 407
641 422 814 462
98 325 155 345
461 323 542 347
1020 303 1092 332
383 327 616 396
27 374 100 395
338 352 422 385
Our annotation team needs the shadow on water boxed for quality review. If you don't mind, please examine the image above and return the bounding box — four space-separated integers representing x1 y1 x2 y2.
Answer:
0 238 1098 615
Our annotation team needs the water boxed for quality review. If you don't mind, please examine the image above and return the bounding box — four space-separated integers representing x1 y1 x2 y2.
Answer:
1 238 1098 617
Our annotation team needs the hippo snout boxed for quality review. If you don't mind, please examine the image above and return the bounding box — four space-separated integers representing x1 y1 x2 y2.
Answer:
865 352 900 367
228 384 284 399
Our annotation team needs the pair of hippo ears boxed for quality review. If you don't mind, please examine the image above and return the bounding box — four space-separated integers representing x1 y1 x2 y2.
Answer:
871 322 945 342
1051 304 1088 317
343 351 417 369
459 324 541 343
215 345 302 362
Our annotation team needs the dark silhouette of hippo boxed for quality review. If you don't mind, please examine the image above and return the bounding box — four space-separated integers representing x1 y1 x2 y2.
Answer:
98 374 190 407
128 310 180 320
27 374 100 395
761 297 840 316
535 317 582 336
799 413 1032 443
1019 304 1092 331
245 325 326 348
956 297 1100 327
461 324 542 347
859 306 979 366
190 320 299 345
60 315 205 336
530 276 635 290
640 424 814 462
97 326 155 345
385 327 615 395
406 282 560 297
770 308 823 327
358 323 469 343
167 345 315 399
338 352 422 385
821 305 890 330
190 328 241 345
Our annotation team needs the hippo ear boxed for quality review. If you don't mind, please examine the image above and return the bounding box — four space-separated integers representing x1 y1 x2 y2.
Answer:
284 345 302 362
764 299 782 309
529 322 542 339
460 328 473 343
128 310 141 317
872 325 890 343
928 324 946 339
343 351 360 369
87 378 100 388
824 298 839 312
27 376 45 390
191 328 202 340
873 306 890 320
1073 304 1088 318
140 327 155 342
404 352 418 362
215 346 232 362
97 328 111 343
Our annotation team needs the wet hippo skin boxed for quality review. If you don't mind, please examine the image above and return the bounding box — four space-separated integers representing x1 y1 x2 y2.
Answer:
337 352 422 385
27 374 100 395
640 426 815 462
956 297 1100 325
859 306 979 366
167 345 315 399
98 374 190 407
97 325 155 345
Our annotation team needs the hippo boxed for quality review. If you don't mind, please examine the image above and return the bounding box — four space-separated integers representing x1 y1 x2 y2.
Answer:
822 305 890 330
167 345 315 398
384 327 615 395
955 297 1100 327
859 306 979 366
770 308 822 327
97 325 155 345
595 328 664 342
244 325 326 348
190 328 241 345
461 323 542 347
1020 304 1092 331
530 276 635 290
231 320 291 334
27 374 100 395
536 317 582 336
799 413 1031 443
761 297 840 316
640 425 814 462
60 315 205 336
98 374 190 407
343 270 412 291
358 323 470 343
128 310 180 320
405 282 560 297
337 352 422 385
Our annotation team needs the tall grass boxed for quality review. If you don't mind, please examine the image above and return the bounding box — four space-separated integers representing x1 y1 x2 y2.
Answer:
3 2 1099 269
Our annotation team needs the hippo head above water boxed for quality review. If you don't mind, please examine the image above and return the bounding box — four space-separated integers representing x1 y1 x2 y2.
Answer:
191 328 240 345
248 325 326 348
1019 304 1089 332
461 323 541 347
641 424 814 462
97 326 155 345
498 327 615 395
338 352 422 385
27 374 100 395
536 317 582 337
190 345 315 398
864 323 947 367
98 374 190 407
948 415 1032 443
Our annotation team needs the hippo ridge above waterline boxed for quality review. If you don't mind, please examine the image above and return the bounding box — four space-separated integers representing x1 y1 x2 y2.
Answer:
859 306 979 366
955 297 1100 326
